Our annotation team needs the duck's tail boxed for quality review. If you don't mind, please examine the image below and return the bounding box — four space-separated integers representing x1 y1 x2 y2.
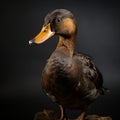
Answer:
101 87 110 95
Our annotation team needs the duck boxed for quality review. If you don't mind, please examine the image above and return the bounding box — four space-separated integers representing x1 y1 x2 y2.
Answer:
29 9 106 120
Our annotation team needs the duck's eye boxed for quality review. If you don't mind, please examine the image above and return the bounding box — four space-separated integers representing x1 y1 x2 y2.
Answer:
55 17 61 24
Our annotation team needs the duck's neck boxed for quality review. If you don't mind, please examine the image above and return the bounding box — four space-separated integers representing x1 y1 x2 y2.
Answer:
56 34 76 57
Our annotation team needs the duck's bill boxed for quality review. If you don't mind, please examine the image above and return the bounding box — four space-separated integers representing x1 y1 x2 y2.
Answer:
29 23 55 45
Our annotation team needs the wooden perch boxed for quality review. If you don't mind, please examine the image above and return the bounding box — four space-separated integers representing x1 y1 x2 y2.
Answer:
34 109 112 120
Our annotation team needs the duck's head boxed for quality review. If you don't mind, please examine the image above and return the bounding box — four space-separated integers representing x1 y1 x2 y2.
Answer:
29 9 77 45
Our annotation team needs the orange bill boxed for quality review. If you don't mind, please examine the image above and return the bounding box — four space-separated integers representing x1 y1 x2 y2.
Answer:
29 23 55 45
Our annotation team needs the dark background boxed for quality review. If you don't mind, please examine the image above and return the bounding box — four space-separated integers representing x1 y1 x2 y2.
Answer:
1 0 120 120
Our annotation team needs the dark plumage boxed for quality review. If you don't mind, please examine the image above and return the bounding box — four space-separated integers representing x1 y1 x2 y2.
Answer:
29 9 106 120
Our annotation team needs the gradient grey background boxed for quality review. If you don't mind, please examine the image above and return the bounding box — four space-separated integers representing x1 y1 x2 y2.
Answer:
1 0 120 120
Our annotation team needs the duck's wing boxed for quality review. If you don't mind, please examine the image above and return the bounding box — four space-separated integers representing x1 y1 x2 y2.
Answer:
73 52 104 94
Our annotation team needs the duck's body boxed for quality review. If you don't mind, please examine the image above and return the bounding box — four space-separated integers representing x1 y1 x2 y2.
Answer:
29 9 106 120
41 43 103 111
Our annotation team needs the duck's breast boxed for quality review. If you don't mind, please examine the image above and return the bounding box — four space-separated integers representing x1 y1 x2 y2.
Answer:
41 52 81 100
